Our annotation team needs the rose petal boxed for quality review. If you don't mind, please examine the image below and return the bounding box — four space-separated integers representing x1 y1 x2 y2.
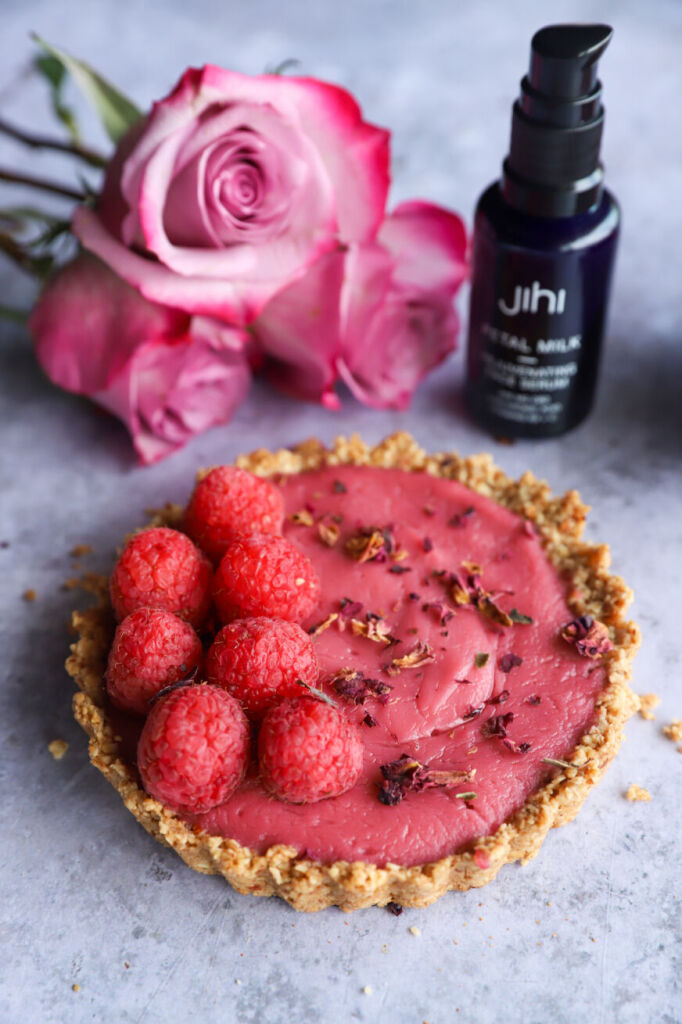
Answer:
254 248 345 409
73 206 259 323
94 319 250 464
337 203 468 408
338 286 459 409
378 200 468 293
29 252 188 393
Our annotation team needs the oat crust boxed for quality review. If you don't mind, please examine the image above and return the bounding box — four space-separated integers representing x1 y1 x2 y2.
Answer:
67 432 640 912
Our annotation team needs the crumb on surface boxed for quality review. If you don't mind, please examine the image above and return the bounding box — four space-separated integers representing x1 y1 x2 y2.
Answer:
638 693 660 720
22 588 36 602
662 719 682 749
72 984 80 992
409 925 421 937
48 739 69 760
362 985 372 995
70 544 93 558
625 784 651 802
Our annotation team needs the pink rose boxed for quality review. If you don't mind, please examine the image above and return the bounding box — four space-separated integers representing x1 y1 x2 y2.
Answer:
255 200 468 408
30 253 250 463
73 67 390 325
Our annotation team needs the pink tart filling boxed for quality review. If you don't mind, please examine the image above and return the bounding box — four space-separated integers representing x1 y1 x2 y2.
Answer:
184 465 606 867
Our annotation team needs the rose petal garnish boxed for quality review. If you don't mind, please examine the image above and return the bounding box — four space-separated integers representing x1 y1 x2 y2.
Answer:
317 518 340 547
499 653 523 673
350 614 397 645
386 640 435 676
307 612 339 637
481 712 514 738
560 615 613 659
377 753 474 806
488 689 510 705
290 509 315 526
448 506 475 528
345 526 395 564
338 597 363 624
331 668 392 705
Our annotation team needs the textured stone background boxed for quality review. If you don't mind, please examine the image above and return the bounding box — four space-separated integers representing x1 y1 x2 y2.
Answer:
1 1 680 1022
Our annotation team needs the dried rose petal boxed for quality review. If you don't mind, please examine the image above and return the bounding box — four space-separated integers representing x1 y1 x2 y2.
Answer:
377 753 473 806
449 506 475 528
481 712 514 738
345 526 395 564
339 597 363 622
503 739 532 755
488 689 510 705
499 652 523 673
351 613 397 645
289 509 314 526
331 668 392 705
560 615 613 659
386 640 435 675
308 612 339 637
317 519 340 547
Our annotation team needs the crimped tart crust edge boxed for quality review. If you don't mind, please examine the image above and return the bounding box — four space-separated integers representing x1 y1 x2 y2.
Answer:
66 431 640 912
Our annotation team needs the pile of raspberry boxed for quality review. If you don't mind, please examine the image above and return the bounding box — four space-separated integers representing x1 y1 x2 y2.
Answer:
105 465 364 815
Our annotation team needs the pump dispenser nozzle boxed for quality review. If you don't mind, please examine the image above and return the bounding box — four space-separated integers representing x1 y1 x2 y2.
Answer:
502 23 613 216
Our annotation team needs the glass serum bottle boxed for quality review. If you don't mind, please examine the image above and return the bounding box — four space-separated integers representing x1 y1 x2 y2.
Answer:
466 24 620 438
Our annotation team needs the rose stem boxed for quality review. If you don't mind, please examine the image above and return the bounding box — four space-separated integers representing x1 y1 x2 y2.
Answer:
0 167 84 200
0 116 107 168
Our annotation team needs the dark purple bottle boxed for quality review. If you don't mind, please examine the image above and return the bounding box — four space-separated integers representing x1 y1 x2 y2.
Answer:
466 24 620 439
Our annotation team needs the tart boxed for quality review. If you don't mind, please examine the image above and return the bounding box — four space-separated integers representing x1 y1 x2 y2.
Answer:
67 432 639 911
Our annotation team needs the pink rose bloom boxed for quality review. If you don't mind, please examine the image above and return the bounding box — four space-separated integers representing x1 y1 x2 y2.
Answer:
255 200 468 408
30 254 250 463
73 66 390 325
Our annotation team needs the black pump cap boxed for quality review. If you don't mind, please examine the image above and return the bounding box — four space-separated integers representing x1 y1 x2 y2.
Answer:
502 24 613 217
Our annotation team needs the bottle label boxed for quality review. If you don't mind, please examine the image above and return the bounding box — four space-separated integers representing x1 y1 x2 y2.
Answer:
466 233 614 435
478 318 582 426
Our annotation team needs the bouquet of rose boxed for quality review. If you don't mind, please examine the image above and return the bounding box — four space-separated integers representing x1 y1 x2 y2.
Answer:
2 40 467 462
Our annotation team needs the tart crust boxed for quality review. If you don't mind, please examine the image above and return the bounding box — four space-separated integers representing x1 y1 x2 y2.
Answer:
66 432 640 912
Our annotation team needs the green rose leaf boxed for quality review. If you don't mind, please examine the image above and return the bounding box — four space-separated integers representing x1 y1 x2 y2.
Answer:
32 34 141 144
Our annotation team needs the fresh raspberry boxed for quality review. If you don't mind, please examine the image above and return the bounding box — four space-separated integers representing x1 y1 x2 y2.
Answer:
184 466 283 563
110 527 212 627
137 685 250 814
258 697 364 803
212 533 319 624
105 608 202 715
206 617 319 719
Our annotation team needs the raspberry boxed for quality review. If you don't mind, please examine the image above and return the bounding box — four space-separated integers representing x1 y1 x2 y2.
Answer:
212 533 319 624
110 527 212 627
137 685 250 814
106 608 203 715
258 697 364 803
206 617 319 719
184 466 283 563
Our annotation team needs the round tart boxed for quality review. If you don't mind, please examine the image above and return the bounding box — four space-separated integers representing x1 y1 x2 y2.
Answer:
67 432 639 911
